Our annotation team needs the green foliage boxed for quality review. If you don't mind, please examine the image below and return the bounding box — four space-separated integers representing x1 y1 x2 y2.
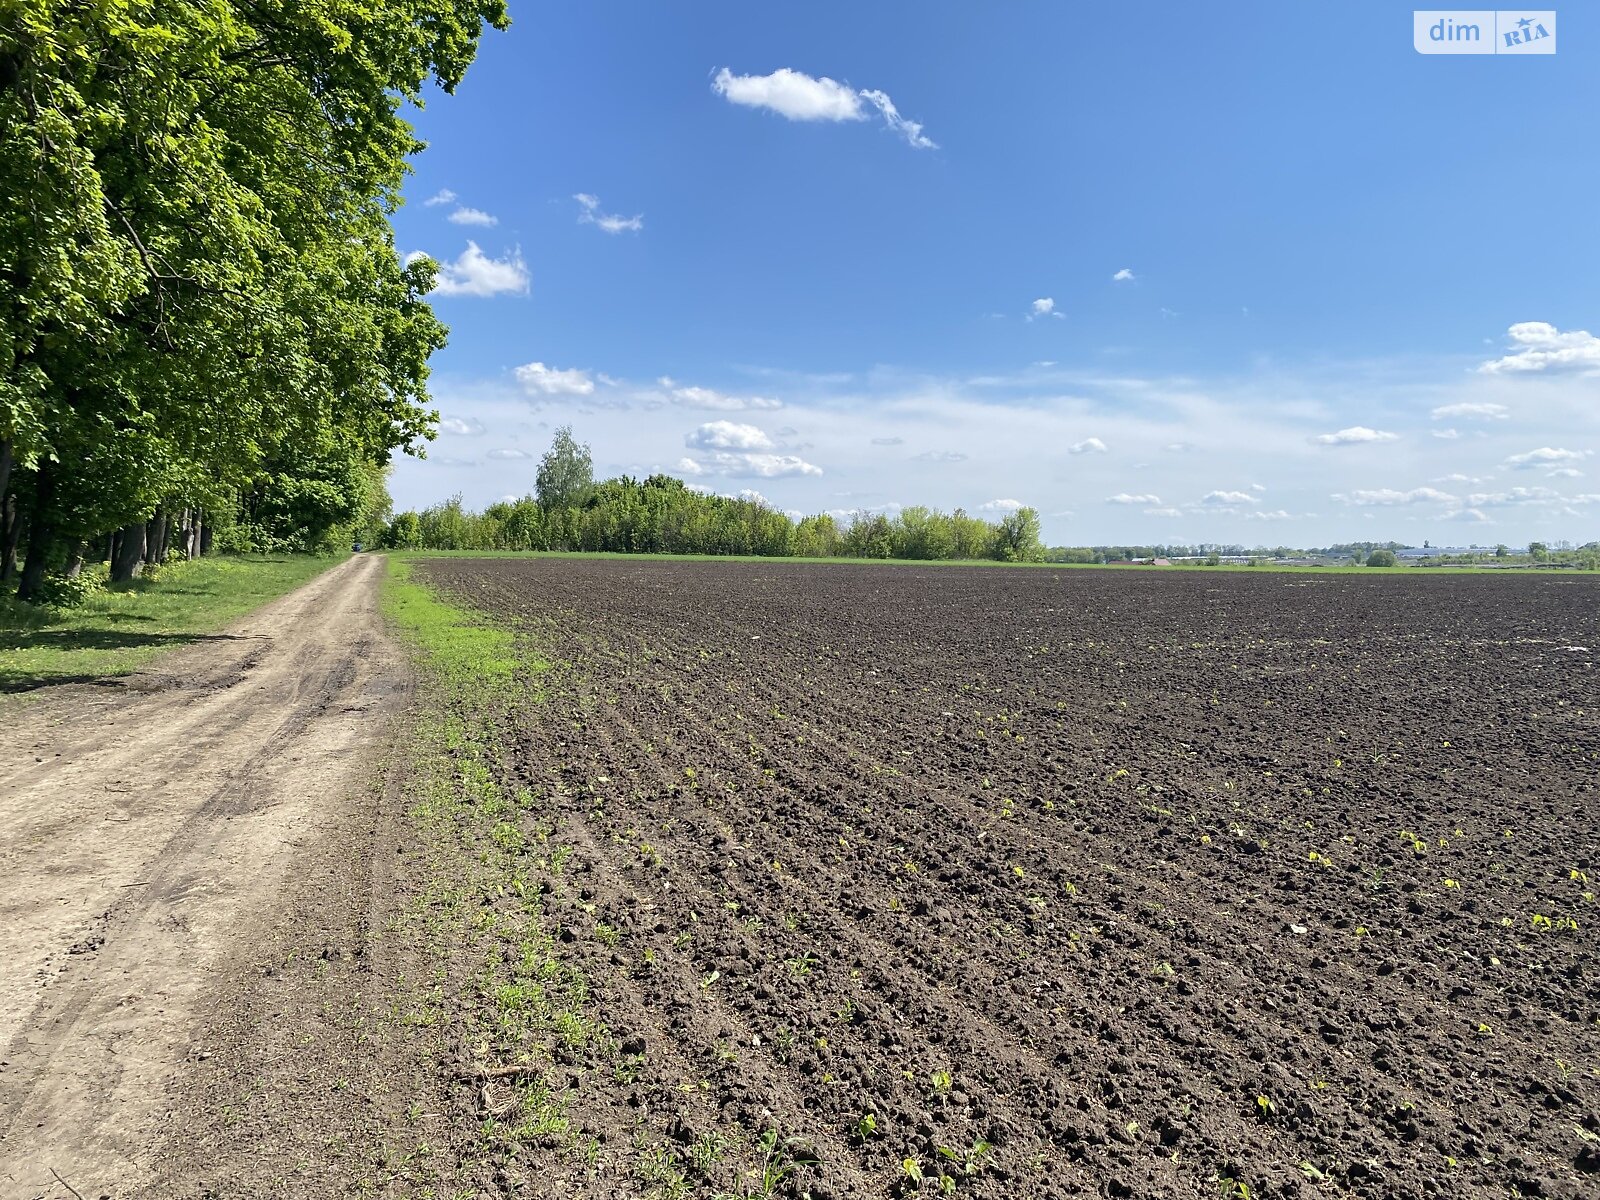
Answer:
1 0 506 597
225 449 391 553
535 425 595 511
386 467 1044 563
1365 549 1398 567
32 564 109 609
993 506 1045 562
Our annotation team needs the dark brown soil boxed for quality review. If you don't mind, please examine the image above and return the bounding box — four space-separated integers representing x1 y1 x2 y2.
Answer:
416 558 1600 1200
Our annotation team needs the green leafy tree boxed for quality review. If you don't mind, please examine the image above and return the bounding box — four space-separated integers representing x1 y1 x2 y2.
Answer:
1366 549 1398 567
1 0 507 598
992 507 1044 563
535 426 595 511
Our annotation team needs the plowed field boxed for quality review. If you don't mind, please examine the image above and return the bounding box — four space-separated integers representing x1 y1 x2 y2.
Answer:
416 558 1600 1200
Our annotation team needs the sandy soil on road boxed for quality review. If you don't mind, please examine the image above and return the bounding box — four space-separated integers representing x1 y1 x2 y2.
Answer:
0 555 407 1199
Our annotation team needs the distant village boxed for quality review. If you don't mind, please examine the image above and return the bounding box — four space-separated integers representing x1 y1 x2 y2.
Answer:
1047 541 1600 570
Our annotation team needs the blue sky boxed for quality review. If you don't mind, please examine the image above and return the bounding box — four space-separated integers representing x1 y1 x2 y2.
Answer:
391 2 1599 546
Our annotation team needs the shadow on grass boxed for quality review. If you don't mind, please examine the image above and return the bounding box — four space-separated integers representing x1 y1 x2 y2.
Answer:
0 631 249 694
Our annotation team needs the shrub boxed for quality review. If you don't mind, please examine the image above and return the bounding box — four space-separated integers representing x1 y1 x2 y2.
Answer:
1366 549 1398 567
35 565 110 608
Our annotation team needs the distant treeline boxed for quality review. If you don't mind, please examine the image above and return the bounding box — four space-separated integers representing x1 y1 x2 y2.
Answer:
383 475 1046 563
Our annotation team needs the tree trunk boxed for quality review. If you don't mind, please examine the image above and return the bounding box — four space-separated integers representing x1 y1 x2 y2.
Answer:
181 507 200 558
16 466 55 603
144 508 168 565
0 499 22 588
63 542 86 578
0 442 13 584
199 518 212 556
111 522 146 582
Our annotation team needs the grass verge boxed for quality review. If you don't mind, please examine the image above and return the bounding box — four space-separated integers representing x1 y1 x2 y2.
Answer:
0 553 346 692
377 556 872 1196
376 556 620 1195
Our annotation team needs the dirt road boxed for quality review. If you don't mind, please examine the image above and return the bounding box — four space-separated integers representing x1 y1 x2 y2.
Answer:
0 554 406 1199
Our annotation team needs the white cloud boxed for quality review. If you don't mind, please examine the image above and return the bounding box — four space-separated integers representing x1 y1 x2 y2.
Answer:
1432 428 1461 440
857 89 937 149
1505 447 1590 469
437 416 484 436
1112 268 1135 282
422 188 456 207
1247 510 1292 521
686 421 775 452
448 206 498 227
1068 437 1108 455
1144 507 1183 517
1433 473 1488 484
683 451 823 479
1312 425 1398 446
515 362 595 396
658 377 781 411
486 448 532 460
1546 467 1584 478
1106 492 1161 505
676 457 705 476
914 450 968 463
1163 441 1194 453
1479 322 1600 374
711 66 863 121
1337 487 1458 506
871 436 904 446
421 242 529 298
1431 401 1508 421
575 193 643 234
979 498 1023 512
1028 297 1063 321
1201 489 1253 505
711 67 936 148
1445 508 1491 523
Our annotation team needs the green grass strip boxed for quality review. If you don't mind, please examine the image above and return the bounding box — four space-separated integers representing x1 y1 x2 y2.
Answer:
379 557 541 696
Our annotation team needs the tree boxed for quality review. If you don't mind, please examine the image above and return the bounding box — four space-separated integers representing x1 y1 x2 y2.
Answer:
1366 549 1398 567
1529 541 1549 562
992 507 1044 563
1 0 507 599
535 426 594 511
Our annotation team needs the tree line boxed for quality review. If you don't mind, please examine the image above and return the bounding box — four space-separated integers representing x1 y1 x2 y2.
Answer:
383 428 1047 563
1 0 508 601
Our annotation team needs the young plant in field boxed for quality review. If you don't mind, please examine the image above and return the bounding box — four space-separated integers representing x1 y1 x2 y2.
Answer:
936 1138 995 1181
689 1130 731 1176
749 1129 817 1200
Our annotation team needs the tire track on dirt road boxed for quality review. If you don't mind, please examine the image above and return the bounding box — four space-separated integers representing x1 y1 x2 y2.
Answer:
0 554 407 1199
